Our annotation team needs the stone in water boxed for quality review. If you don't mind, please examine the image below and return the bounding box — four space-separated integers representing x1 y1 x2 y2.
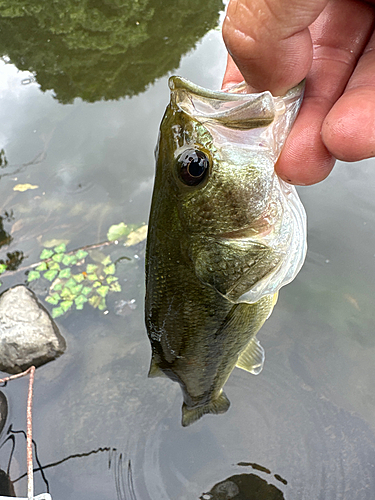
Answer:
0 285 66 374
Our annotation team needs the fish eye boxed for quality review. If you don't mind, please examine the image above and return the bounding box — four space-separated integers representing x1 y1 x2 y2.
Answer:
177 148 210 187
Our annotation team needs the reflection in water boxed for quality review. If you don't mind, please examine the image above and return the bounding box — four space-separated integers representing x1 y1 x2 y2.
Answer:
237 463 287 486
0 469 15 497
1 421 135 500
0 391 8 436
0 251 24 271
0 210 25 276
0 0 223 103
0 211 13 248
145 77 306 426
200 462 287 500
200 473 285 500
0 417 16 497
0 150 8 169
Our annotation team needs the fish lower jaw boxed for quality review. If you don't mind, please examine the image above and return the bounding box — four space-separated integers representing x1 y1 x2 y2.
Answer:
181 391 230 427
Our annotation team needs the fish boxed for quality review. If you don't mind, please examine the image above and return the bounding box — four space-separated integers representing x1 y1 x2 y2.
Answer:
145 76 307 427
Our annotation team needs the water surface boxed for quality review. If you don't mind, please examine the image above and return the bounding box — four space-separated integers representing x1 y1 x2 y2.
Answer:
0 3 375 499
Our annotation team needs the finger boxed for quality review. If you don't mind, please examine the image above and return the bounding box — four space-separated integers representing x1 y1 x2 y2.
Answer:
322 30 375 161
222 0 328 95
275 0 375 185
221 55 243 90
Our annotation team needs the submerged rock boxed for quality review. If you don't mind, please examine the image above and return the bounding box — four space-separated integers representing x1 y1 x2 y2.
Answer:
0 285 66 374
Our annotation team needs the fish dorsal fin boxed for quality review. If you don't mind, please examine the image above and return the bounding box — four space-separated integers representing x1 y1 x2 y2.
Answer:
148 357 167 378
236 337 265 375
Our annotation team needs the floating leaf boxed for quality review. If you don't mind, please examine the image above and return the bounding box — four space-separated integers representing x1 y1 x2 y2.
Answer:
86 264 98 274
107 222 128 241
45 294 60 305
61 288 74 300
49 262 60 271
36 262 48 271
51 281 63 291
60 300 73 312
125 225 148 246
0 264 7 275
58 268 71 279
13 183 38 192
27 270 40 282
54 243 67 254
89 295 102 308
52 253 64 263
87 273 97 281
105 275 118 284
103 263 115 275
81 286 92 296
75 294 88 309
44 269 59 281
97 286 109 297
40 248 54 260
110 282 122 292
62 254 76 266
98 298 107 311
64 277 77 290
101 255 112 266
52 307 65 318
70 284 83 296
75 249 88 260
72 273 85 283
93 281 101 288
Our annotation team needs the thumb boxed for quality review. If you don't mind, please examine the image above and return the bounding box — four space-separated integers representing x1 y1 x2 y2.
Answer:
222 0 329 95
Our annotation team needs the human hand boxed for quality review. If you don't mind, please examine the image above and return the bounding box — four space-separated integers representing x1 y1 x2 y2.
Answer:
222 0 375 185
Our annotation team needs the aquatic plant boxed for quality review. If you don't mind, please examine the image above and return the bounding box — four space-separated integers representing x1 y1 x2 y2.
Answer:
0 222 147 318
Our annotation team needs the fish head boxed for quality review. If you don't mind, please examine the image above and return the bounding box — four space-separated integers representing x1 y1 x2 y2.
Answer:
152 76 306 303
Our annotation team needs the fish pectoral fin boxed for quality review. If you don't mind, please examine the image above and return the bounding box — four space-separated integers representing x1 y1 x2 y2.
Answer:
236 336 265 375
148 357 167 378
181 391 230 427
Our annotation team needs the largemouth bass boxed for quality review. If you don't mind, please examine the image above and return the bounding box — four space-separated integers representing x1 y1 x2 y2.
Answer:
145 76 306 426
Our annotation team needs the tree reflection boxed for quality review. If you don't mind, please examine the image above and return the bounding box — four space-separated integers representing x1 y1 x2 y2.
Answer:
0 211 13 249
0 211 25 274
0 419 133 500
0 0 223 103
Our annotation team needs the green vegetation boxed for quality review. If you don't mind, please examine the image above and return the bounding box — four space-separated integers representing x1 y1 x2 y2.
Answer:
0 222 147 318
0 0 223 103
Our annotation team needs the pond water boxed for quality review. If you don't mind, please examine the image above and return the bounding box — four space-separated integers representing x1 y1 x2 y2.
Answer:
1 2 375 500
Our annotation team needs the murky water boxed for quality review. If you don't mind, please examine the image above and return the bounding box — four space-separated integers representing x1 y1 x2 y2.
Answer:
1 2 375 499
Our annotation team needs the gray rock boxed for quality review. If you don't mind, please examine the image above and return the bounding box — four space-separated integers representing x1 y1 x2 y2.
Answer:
0 285 66 374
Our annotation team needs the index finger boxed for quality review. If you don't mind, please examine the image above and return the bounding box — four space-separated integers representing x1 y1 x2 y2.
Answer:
222 0 328 95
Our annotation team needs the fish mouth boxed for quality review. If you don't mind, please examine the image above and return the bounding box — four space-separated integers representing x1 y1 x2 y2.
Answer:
170 76 251 101
169 76 305 131
169 76 276 130
169 76 304 102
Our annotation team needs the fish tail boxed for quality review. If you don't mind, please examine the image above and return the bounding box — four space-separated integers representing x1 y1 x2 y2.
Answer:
181 391 230 427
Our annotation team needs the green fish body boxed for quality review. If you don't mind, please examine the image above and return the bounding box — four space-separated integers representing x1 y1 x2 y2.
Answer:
145 77 306 426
